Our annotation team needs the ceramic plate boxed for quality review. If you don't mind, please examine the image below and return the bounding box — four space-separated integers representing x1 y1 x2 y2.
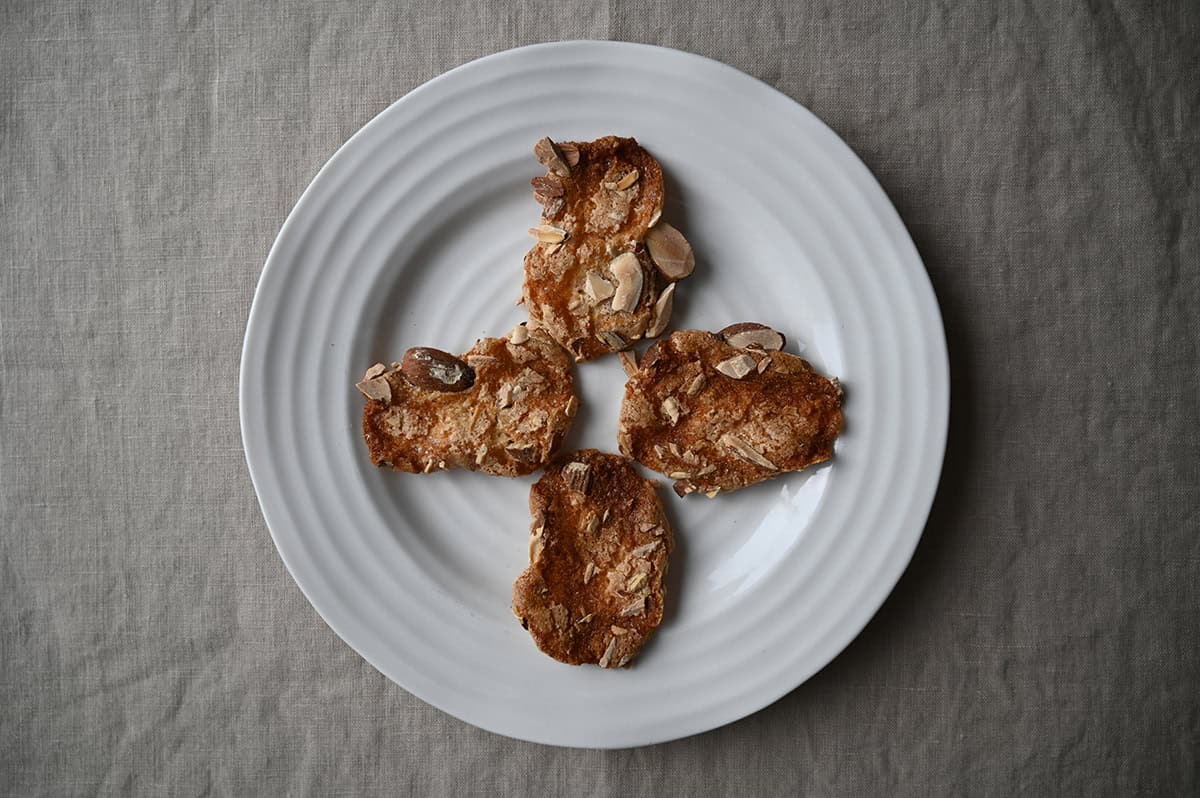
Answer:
240 41 948 748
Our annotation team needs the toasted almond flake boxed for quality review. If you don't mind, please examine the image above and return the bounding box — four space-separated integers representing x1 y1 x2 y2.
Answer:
530 174 564 198
475 444 488 465
533 136 570 176
705 489 721 498
715 353 757 380
355 376 391 403
697 464 717 476
610 625 629 636
602 508 610 523
613 169 639 190
757 356 771 374
619 597 646 617
497 383 514 408
686 371 707 396
598 637 619 668
364 362 386 380
631 540 661 558
626 572 648 592
529 524 545 562
609 252 643 313
645 222 695 280
562 461 592 494
583 562 598 584
584 271 615 302
648 207 662 227
720 322 786 351
719 432 778 470
667 471 691 479
617 655 632 667
597 330 627 350
558 142 581 166
546 241 563 255
509 323 530 345
565 395 579 417
668 442 682 459
646 283 675 338
528 224 567 243
618 350 638 377
651 525 665 537
661 396 682 426
653 444 666 459
575 613 594 626
422 460 437 474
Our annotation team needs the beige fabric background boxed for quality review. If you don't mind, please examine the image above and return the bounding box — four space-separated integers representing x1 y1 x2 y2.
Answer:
2 1 1198 795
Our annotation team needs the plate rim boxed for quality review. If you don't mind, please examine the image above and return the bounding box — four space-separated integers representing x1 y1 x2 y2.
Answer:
240 39 950 748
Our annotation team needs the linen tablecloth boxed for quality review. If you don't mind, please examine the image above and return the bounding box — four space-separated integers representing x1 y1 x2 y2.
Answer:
2 1 1197 794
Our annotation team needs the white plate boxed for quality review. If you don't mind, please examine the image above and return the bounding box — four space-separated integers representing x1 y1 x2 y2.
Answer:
241 41 948 748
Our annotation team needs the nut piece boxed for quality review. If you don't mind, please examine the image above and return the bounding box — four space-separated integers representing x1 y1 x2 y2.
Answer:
533 136 571 177
648 207 662 228
355 376 392 403
509 323 530 345
618 350 638 378
530 175 564 198
715 353 756 380
584 271 615 302
558 142 581 167
598 636 619 668
400 347 475 392
646 282 675 338
597 330 627 351
529 224 568 244
364 363 387 380
606 169 640 190
645 223 695 281
583 562 598 584
720 322 786 351
719 432 778 470
686 372 706 396
562 461 592 494
609 252 643 313
661 396 682 426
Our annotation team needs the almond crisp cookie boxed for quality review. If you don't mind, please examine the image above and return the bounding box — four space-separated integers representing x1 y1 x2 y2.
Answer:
618 326 843 496
359 326 577 477
522 135 695 361
512 449 673 668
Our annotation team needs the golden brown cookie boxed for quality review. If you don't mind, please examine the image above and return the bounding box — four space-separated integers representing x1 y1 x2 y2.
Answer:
522 136 694 361
512 449 673 668
617 325 843 496
359 325 577 477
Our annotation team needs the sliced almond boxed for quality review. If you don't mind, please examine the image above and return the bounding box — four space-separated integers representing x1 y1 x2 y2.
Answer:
646 283 675 338
626 572 648 593
576 613 594 626
720 322 786 351
401 348 475 392
598 637 619 668
715 353 756 380
557 141 581 167
584 271 615 302
355 376 391 403
705 489 721 498
565 394 579 417
618 350 638 377
364 362 387 380
757 356 771 374
583 562 598 584
597 330 627 351
719 432 778 470
497 383 514 408
509 323 530 345
609 169 639 190
661 396 682 426
667 471 691 480
529 224 567 244
631 540 661 558
686 371 706 396
562 461 591 494
648 207 662 228
610 625 629 636
609 252 643 313
619 597 646 617
530 174 564 198
645 222 695 280
533 136 570 177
